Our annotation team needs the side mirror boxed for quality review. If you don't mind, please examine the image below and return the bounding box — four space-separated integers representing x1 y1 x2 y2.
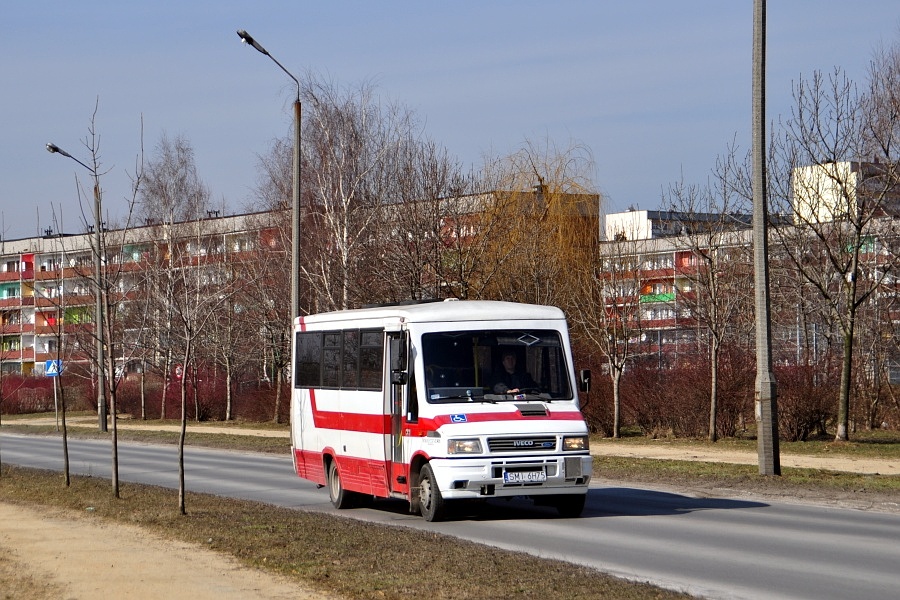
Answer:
390 332 408 385
578 369 591 393
390 333 408 371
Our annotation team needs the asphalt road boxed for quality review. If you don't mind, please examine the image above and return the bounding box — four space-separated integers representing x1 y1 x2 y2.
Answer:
2 433 898 600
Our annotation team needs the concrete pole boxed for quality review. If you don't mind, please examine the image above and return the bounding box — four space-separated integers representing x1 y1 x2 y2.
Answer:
752 0 780 475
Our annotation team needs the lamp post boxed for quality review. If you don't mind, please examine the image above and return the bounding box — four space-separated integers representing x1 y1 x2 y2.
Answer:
46 143 107 433
237 29 302 321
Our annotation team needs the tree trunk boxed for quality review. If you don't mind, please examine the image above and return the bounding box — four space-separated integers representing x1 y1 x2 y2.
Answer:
225 357 233 421
709 339 719 442
836 324 854 441
59 376 70 487
273 367 282 424
178 341 191 516
611 367 622 439
140 369 146 420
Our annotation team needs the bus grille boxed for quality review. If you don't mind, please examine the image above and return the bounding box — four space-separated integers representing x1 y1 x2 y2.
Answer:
487 436 557 452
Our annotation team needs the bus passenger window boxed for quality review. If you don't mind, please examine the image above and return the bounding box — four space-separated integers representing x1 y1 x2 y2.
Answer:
323 333 341 388
295 332 323 388
342 330 359 388
359 330 384 390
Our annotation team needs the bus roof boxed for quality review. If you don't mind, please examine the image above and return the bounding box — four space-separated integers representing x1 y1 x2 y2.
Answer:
295 300 566 327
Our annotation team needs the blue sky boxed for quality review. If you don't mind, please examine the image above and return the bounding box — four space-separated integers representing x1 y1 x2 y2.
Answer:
3 1 899 240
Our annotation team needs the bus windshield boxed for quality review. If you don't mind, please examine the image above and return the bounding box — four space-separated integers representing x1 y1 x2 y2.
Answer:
421 329 573 403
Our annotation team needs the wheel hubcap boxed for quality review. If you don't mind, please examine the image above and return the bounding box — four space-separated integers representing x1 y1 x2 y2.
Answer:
421 478 432 509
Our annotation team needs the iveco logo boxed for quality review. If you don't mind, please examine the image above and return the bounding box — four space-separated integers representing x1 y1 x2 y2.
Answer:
513 440 534 447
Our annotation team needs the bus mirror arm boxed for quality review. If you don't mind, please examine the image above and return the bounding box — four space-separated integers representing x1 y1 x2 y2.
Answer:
578 369 591 393
391 371 408 386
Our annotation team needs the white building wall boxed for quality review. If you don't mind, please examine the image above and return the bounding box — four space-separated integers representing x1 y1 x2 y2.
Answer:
791 162 859 224
605 210 653 240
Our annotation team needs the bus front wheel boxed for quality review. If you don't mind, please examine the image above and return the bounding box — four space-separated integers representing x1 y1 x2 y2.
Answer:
418 464 446 522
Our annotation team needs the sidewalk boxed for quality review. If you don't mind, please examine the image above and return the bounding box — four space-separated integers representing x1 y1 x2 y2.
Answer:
5 415 898 475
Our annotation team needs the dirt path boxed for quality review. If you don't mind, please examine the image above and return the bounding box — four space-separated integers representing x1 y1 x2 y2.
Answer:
0 502 339 600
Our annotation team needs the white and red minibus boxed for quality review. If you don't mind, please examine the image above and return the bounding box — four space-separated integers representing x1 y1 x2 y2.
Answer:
291 299 592 521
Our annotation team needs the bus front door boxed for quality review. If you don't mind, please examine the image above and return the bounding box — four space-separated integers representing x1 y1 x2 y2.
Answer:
387 332 409 495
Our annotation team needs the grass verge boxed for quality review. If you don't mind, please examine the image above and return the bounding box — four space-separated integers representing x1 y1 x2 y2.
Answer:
0 465 690 600
597 428 900 460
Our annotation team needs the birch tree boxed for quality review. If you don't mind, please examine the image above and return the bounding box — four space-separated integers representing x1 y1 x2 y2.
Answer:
301 78 411 311
138 133 209 420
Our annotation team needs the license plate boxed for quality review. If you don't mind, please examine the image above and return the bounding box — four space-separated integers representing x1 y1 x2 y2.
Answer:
503 470 547 484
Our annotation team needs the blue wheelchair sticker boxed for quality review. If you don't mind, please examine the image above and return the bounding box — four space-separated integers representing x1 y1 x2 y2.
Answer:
450 414 468 423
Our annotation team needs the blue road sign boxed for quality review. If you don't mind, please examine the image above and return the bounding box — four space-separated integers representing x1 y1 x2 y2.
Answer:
45 360 62 377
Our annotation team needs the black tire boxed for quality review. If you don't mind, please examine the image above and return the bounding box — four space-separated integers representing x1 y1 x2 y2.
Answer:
418 464 446 522
327 460 352 509
552 493 586 518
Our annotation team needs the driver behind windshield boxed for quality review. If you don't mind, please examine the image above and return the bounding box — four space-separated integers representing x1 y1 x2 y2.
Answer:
492 350 537 394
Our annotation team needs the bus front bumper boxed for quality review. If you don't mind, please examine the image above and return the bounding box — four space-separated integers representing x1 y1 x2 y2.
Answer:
428 454 593 500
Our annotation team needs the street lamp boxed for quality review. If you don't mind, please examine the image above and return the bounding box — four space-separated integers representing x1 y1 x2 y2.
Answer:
46 142 108 433
237 29 302 321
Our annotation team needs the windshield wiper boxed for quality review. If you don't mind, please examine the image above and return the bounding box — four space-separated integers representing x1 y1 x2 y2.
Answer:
428 389 488 402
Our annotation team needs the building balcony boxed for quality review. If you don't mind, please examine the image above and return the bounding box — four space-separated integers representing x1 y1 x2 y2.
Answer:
0 271 21 282
34 351 61 364
0 347 34 361
35 325 63 335
640 293 676 304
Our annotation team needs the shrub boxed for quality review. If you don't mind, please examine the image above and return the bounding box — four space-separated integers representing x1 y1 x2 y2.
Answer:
775 365 835 441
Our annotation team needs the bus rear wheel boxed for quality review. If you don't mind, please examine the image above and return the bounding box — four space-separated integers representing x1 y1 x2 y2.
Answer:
418 464 446 522
327 460 353 509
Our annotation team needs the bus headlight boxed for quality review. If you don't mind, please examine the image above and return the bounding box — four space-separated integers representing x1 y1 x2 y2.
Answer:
563 435 589 451
448 439 483 454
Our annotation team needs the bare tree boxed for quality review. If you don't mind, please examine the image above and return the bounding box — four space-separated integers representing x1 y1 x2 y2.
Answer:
664 152 755 442
166 218 237 514
770 63 900 441
301 78 412 311
138 134 210 420
569 233 646 437
246 137 296 422
50 104 143 497
365 140 474 303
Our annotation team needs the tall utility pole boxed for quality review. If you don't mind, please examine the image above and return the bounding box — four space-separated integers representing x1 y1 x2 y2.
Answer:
46 143 107 433
752 0 781 475
237 29 303 321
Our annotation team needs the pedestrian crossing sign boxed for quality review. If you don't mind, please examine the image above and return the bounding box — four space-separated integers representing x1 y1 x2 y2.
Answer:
45 360 62 377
